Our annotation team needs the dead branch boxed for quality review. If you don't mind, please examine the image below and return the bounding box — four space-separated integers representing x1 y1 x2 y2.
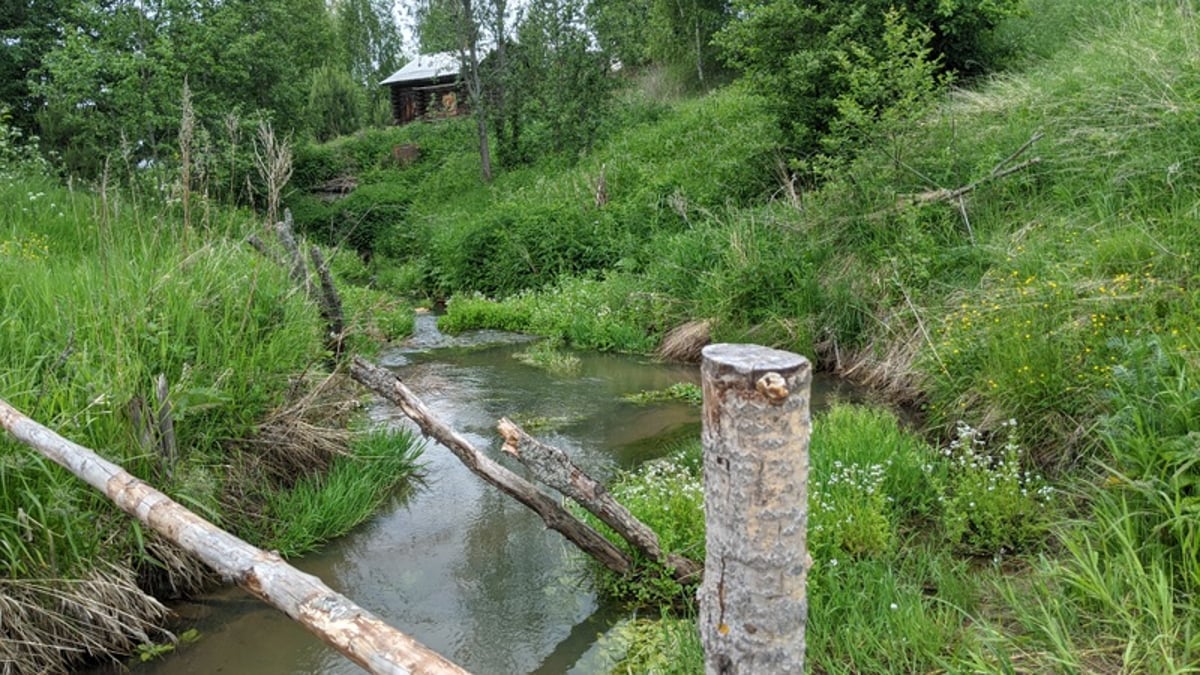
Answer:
275 210 313 298
498 418 703 582
898 132 1043 208
246 234 283 266
349 357 633 576
309 246 346 360
0 397 467 675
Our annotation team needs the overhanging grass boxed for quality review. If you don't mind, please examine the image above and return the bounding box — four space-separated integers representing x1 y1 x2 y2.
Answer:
0 171 417 671
262 428 425 558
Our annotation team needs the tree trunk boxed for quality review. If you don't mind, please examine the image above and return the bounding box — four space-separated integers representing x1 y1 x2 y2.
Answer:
498 418 702 582
458 0 492 182
697 344 811 675
0 398 468 675
349 357 632 575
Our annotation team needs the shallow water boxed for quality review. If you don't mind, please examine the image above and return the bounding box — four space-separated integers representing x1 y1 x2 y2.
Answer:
111 315 850 674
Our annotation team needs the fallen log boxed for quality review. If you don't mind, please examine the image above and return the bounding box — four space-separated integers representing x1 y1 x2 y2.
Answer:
497 418 702 582
0 397 468 675
349 357 634 576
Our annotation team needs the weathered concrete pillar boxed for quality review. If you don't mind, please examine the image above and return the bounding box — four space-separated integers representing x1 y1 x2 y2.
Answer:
698 343 811 675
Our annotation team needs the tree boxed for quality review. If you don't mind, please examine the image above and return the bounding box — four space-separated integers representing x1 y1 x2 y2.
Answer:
307 63 365 142
715 0 1017 167
516 0 614 158
33 0 338 177
648 0 729 89
0 0 70 135
332 0 404 87
585 0 653 69
413 0 460 54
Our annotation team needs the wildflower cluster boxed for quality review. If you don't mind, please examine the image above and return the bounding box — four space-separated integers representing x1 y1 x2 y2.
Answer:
575 450 705 607
0 233 50 261
810 459 893 559
939 419 1053 556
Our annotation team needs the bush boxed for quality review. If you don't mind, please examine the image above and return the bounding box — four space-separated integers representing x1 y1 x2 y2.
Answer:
715 0 1021 162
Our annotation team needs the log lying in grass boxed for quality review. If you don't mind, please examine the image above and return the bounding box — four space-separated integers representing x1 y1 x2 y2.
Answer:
0 397 468 675
349 356 635 576
497 418 703 582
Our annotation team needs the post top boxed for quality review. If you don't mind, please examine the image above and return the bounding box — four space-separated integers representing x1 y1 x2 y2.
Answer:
701 343 808 374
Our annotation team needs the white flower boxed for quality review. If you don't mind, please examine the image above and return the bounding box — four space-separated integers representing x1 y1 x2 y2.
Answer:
889 603 899 611
829 558 838 567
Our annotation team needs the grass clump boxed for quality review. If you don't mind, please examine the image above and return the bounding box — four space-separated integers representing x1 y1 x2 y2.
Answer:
513 338 582 376
261 429 424 558
622 383 702 406
440 274 666 353
0 168 422 671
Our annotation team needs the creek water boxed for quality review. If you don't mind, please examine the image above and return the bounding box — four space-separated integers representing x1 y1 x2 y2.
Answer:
111 315 850 674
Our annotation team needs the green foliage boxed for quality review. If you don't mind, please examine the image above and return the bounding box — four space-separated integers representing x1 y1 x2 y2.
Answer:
576 446 705 608
307 64 366 143
439 274 665 353
0 175 324 582
622 383 702 406
508 0 617 163
512 338 582 376
0 108 49 178
938 420 1053 556
31 0 337 177
261 429 424 557
339 285 416 354
332 0 404 89
715 0 1020 162
0 0 67 134
601 615 703 674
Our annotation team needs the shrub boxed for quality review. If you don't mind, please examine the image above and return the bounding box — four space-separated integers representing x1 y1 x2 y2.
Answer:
938 420 1053 556
715 0 1021 162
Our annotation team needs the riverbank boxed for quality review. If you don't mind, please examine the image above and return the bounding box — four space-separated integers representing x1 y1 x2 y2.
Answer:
0 172 422 672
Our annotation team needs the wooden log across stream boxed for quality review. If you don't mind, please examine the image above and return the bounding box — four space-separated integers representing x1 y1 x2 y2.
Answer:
0 397 469 675
349 356 637 576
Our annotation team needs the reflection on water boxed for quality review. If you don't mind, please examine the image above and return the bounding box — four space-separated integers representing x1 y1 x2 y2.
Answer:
106 316 851 674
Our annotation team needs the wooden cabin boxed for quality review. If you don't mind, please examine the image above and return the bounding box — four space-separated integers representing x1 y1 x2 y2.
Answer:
380 53 468 125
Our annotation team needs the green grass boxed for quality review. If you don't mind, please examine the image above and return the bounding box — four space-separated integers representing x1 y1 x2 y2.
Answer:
594 404 1052 672
0 169 422 671
262 429 424 557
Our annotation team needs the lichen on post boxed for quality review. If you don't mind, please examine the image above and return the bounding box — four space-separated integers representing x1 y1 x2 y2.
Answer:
698 343 812 674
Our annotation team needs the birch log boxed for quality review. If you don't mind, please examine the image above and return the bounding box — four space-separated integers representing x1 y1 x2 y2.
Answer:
698 344 811 675
497 418 702 582
349 357 633 576
0 397 468 675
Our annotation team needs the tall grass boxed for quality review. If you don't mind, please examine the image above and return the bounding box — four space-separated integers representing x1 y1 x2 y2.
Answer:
262 429 425 557
0 169 420 671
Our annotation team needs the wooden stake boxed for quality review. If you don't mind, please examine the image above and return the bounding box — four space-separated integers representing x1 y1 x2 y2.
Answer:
698 344 811 675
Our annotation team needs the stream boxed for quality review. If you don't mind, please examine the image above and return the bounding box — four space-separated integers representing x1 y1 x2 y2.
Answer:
112 315 851 674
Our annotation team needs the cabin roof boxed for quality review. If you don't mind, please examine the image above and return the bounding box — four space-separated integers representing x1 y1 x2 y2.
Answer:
380 52 461 86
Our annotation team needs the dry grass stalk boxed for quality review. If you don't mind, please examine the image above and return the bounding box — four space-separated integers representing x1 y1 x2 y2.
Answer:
657 319 712 363
252 120 293 228
0 565 169 675
231 372 357 486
